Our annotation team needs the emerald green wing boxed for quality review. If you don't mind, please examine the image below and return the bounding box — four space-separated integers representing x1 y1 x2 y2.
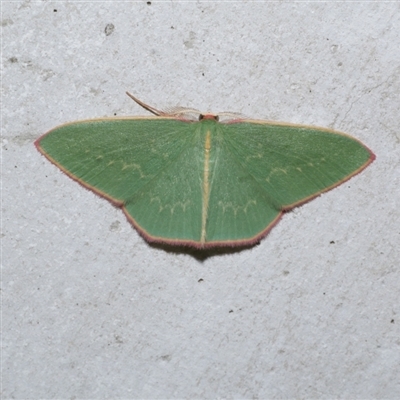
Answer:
37 118 205 244
203 121 374 244
221 121 373 206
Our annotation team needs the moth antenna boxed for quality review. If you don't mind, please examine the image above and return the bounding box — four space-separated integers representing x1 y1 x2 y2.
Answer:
126 92 167 116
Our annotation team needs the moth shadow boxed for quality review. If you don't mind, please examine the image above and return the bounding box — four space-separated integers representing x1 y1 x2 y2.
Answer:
149 242 257 261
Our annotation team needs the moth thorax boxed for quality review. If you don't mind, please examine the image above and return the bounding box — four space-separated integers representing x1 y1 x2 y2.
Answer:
199 114 219 121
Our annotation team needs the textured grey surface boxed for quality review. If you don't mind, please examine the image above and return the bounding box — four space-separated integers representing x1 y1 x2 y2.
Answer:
2 2 400 399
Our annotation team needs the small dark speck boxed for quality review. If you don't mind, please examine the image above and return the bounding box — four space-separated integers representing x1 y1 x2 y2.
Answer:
109 220 120 232
171 26 174 29
330 240 335 244
53 9 57 12
161 354 171 361
114 112 117 116
1 19 14 27
323 292 326 295
391 319 395 323
105 23 115 36
283 270 289 275
9 57 18 63
147 1 151 4
202 72 205 76
15 165 17 168
198 278 204 282
114 335 123 344
229 310 233 313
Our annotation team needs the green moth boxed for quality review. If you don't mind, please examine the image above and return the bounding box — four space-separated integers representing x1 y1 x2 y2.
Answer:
35 93 375 248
